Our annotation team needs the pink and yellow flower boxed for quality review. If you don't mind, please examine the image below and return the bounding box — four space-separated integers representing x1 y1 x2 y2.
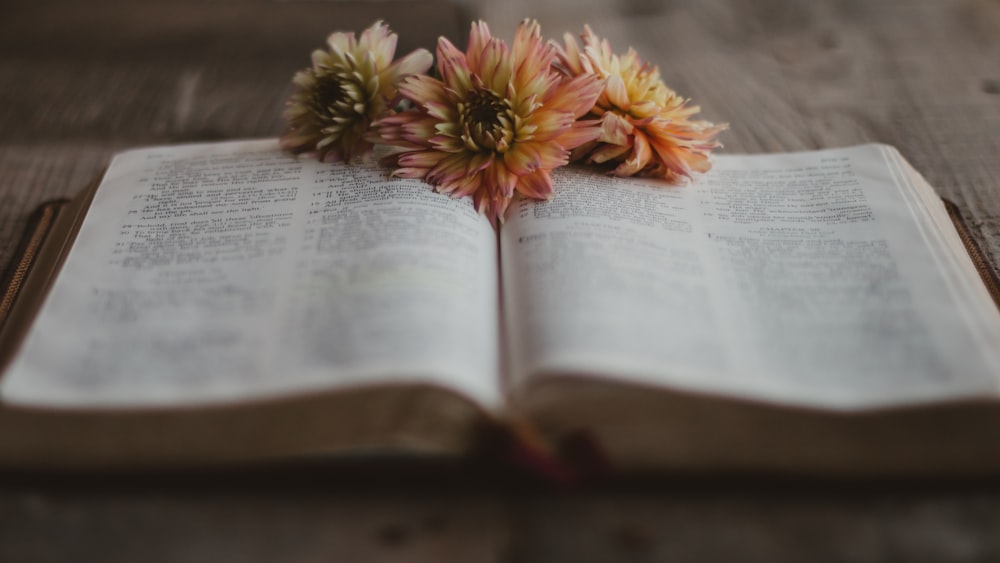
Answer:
281 21 433 163
373 20 604 223
557 26 726 181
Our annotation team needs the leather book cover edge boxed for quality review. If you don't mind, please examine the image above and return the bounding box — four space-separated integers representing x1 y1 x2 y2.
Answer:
943 198 1000 311
0 173 102 375
0 200 70 328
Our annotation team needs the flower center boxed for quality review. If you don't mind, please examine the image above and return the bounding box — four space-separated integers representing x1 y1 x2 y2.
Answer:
459 88 514 152
310 74 348 119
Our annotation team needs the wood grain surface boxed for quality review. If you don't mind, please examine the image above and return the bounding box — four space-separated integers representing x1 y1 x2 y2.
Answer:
3 0 1000 561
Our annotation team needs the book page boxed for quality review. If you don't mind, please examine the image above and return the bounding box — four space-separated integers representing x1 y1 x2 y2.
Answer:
2 140 500 407
501 145 1000 409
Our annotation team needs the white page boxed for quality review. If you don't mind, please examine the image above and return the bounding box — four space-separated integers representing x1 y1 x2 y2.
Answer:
2 140 500 408
501 145 1000 409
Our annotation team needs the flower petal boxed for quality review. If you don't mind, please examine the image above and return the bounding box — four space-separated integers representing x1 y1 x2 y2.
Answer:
599 113 633 145
494 194 514 224
466 151 495 176
526 110 577 142
472 188 494 220
427 153 472 185
604 74 631 111
518 140 570 169
490 160 518 198
515 168 554 200
326 30 354 54
391 167 429 179
479 38 512 94
398 150 448 169
613 130 653 176
382 48 434 86
544 74 604 117
465 21 492 73
512 19 542 64
425 100 457 122
589 141 632 164
447 171 485 198
512 20 555 91
648 136 694 179
556 32 587 75
504 143 542 175
398 74 448 108
553 121 603 151
437 37 472 92
358 21 396 68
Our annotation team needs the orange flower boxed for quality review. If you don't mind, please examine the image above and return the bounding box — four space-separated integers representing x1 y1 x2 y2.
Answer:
373 20 604 223
281 21 433 163
557 26 726 181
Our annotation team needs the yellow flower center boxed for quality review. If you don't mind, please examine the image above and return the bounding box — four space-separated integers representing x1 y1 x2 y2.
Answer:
459 88 515 153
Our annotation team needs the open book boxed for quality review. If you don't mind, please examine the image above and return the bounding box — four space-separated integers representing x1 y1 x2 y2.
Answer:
2 139 999 475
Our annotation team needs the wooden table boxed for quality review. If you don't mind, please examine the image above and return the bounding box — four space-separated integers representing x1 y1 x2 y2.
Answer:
3 0 1000 560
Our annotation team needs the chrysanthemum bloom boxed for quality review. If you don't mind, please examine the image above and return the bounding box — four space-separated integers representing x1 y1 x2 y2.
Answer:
373 20 604 223
557 26 726 181
281 21 433 163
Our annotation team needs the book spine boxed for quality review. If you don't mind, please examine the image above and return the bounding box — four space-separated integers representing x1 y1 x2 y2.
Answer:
943 199 1000 311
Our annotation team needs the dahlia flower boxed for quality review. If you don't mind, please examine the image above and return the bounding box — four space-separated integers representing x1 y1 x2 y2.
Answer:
557 26 726 181
373 20 604 223
281 21 433 163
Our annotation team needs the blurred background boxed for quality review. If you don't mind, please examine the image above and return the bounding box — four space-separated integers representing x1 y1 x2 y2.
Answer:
2 1 1000 562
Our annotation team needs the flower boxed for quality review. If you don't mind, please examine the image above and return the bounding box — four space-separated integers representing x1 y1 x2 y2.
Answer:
557 26 726 181
281 21 433 163
373 20 604 223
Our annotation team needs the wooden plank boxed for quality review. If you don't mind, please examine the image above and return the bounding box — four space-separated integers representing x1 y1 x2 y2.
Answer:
0 488 510 563
1 1 457 62
509 489 1000 562
2 0 1000 562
